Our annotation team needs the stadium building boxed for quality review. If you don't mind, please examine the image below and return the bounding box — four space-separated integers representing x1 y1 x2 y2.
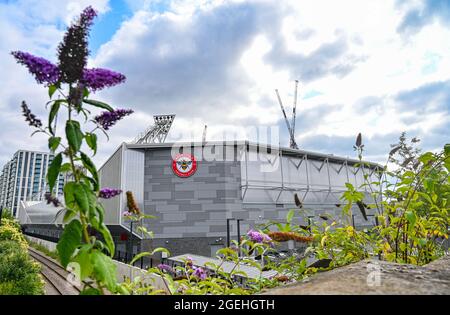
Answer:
20 140 381 259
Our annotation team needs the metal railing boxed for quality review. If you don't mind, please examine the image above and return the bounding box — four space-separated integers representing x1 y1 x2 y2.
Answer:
114 250 154 269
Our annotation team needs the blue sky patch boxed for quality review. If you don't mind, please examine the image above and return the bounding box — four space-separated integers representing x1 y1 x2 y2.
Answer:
90 0 133 55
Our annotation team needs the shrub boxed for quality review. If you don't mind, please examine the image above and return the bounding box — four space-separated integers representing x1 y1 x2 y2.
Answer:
308 223 375 268
1 217 21 230
0 208 14 220
0 240 44 295
0 219 27 250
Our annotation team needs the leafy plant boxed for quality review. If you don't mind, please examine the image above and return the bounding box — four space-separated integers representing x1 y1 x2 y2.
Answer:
0 218 28 250
375 139 449 264
0 218 45 295
0 240 45 295
11 6 133 294
337 133 449 266
0 208 15 221
304 133 449 272
308 221 375 268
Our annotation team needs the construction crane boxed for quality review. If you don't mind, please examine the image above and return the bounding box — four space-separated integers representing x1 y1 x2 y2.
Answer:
133 114 175 144
275 80 299 149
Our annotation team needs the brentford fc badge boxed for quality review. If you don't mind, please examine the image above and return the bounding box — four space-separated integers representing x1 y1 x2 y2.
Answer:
172 153 197 177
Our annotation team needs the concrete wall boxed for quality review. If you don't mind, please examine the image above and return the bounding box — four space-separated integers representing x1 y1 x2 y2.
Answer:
25 235 58 251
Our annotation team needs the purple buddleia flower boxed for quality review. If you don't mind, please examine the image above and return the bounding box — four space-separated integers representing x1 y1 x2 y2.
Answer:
44 192 61 207
193 267 207 280
94 109 133 130
11 51 60 85
99 187 122 199
247 229 272 244
157 264 173 273
58 6 97 83
21 101 43 128
82 68 126 91
80 6 97 24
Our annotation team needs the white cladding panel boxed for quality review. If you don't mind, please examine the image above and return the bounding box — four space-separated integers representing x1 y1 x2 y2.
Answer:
282 156 308 188
120 148 145 226
245 150 282 187
99 145 123 225
241 147 380 205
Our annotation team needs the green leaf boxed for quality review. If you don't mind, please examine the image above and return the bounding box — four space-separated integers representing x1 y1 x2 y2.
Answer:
83 87 90 99
48 100 62 135
47 153 62 193
345 182 355 191
73 244 93 280
405 210 416 228
63 209 77 223
90 250 117 291
73 183 89 214
48 136 61 152
83 99 114 112
230 270 248 278
80 152 99 192
418 152 434 164
151 247 170 256
98 223 115 257
95 204 105 225
443 143 449 156
48 84 58 98
66 120 84 152
60 162 72 173
418 238 427 246
115 286 130 295
85 133 97 155
130 252 152 265
286 209 295 224
57 219 82 268
64 182 77 210
130 247 170 265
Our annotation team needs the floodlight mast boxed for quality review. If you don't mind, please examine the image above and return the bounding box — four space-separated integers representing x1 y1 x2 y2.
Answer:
133 114 176 144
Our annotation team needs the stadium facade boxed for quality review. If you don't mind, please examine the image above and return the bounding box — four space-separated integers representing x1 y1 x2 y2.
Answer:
20 140 381 258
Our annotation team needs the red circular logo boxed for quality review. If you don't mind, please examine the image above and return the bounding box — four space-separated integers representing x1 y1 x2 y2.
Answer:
172 154 197 177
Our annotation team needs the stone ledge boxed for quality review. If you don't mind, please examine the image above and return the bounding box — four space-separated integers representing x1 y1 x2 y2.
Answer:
261 254 450 295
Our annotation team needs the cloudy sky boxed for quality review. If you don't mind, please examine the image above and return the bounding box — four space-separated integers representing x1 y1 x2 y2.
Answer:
0 0 449 167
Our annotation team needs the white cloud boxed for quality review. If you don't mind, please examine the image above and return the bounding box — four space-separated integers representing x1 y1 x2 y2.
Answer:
1 0 449 168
